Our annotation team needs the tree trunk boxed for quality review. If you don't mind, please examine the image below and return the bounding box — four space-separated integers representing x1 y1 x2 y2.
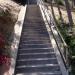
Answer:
74 0 75 5
71 0 74 9
64 0 73 30
55 0 64 25
72 0 75 9
50 0 57 23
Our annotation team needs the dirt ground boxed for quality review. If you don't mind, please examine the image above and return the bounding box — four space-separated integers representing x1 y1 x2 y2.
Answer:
48 5 75 33
48 6 75 25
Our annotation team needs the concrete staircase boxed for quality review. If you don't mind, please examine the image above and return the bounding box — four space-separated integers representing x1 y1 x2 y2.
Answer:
14 5 62 75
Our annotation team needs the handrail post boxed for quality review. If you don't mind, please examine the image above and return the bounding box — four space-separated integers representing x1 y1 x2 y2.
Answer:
64 44 72 75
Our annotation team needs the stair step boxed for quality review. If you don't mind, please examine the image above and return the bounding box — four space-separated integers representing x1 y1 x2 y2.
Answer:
23 26 46 29
19 43 52 47
24 23 45 26
16 72 62 75
20 40 50 44
21 37 49 39
18 48 54 54
23 29 47 32
22 28 47 32
22 34 49 37
19 44 51 48
23 21 45 24
23 27 47 29
23 27 46 30
20 39 50 42
25 17 43 21
16 65 60 73
21 37 50 40
17 58 56 61
23 24 45 26
18 53 56 59
16 64 59 68
16 58 58 66
22 31 48 34
19 43 52 46
22 30 47 33
18 52 55 55
19 47 53 51
22 33 49 36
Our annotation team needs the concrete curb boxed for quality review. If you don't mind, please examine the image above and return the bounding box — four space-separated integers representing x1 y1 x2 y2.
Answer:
8 5 27 75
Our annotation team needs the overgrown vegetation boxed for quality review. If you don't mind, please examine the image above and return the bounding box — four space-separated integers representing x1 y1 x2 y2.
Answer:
57 18 75 75
56 0 64 5
45 0 75 74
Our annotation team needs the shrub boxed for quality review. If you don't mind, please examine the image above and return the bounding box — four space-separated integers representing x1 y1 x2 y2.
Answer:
56 0 64 6
57 21 75 74
0 55 10 65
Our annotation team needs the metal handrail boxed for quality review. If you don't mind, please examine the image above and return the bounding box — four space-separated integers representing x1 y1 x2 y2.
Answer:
39 0 70 70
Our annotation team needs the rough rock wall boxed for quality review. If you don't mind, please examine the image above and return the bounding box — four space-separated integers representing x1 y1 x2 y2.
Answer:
0 0 21 43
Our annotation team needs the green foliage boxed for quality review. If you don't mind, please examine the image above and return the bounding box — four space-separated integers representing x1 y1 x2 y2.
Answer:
44 0 47 2
57 20 75 74
57 20 75 55
0 9 10 17
56 0 64 5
